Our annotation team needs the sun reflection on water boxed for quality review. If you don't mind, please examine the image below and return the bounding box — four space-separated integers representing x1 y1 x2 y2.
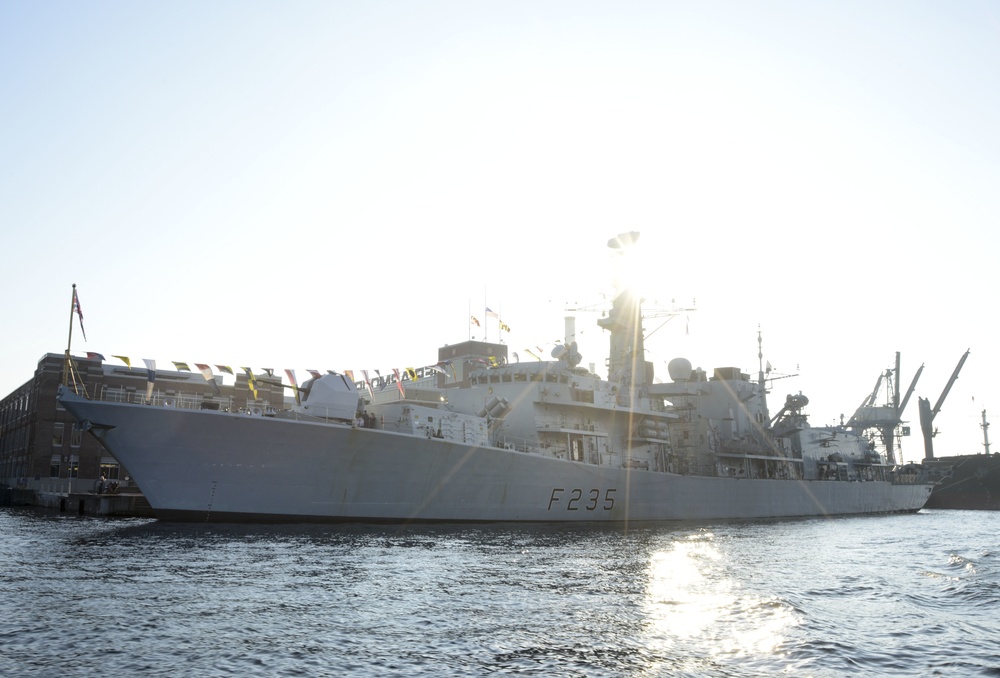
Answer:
641 531 797 662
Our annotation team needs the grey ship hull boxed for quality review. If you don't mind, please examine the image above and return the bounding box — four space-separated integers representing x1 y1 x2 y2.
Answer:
61 392 932 523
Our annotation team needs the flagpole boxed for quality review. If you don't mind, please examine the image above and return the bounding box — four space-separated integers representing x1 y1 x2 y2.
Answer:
62 284 77 385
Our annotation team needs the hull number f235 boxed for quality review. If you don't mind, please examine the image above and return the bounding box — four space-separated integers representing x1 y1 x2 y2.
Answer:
547 488 616 511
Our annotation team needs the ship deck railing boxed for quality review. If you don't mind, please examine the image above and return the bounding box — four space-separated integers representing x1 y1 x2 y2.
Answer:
716 450 804 463
97 386 272 413
494 434 541 456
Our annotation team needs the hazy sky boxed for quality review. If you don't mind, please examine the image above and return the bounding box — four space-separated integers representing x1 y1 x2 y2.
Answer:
2 1 998 462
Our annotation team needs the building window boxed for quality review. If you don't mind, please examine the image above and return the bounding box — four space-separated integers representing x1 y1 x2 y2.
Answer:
100 461 120 481
50 454 61 478
70 423 82 447
52 423 64 447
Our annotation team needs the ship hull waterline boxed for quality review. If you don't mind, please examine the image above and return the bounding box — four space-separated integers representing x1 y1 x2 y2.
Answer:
62 393 933 524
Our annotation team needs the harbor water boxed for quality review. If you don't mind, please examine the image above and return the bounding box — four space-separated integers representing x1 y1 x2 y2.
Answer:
2 508 998 677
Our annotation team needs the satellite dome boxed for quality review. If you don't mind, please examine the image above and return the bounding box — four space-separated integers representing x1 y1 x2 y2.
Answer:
667 357 693 382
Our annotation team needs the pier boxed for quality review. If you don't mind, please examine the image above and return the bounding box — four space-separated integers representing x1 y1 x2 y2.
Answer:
1 485 153 517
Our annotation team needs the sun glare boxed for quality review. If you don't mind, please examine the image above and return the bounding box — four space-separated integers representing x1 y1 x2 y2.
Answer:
607 231 659 300
641 534 796 660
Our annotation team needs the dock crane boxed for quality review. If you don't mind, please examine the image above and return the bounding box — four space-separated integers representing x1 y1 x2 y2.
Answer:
919 349 971 461
846 352 923 465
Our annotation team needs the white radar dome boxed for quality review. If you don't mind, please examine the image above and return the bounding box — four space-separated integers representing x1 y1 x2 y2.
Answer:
667 357 693 382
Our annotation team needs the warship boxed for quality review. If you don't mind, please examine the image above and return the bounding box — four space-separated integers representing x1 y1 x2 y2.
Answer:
58 233 933 523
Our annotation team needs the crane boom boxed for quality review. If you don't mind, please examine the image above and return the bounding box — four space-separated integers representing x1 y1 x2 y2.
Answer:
898 364 923 416
920 349 971 460
862 372 885 409
931 349 971 419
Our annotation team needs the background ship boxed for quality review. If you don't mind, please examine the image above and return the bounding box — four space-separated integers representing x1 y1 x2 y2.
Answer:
58 232 933 523
907 350 1000 510
924 407 1000 511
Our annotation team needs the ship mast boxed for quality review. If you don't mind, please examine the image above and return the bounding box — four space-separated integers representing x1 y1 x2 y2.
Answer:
757 329 770 424
597 232 646 404
982 410 991 455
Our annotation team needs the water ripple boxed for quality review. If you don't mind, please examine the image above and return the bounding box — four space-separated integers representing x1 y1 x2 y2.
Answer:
2 509 999 676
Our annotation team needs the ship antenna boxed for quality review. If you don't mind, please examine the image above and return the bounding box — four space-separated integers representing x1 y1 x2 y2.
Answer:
757 326 768 388
757 327 770 423
982 409 991 455
757 326 763 385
